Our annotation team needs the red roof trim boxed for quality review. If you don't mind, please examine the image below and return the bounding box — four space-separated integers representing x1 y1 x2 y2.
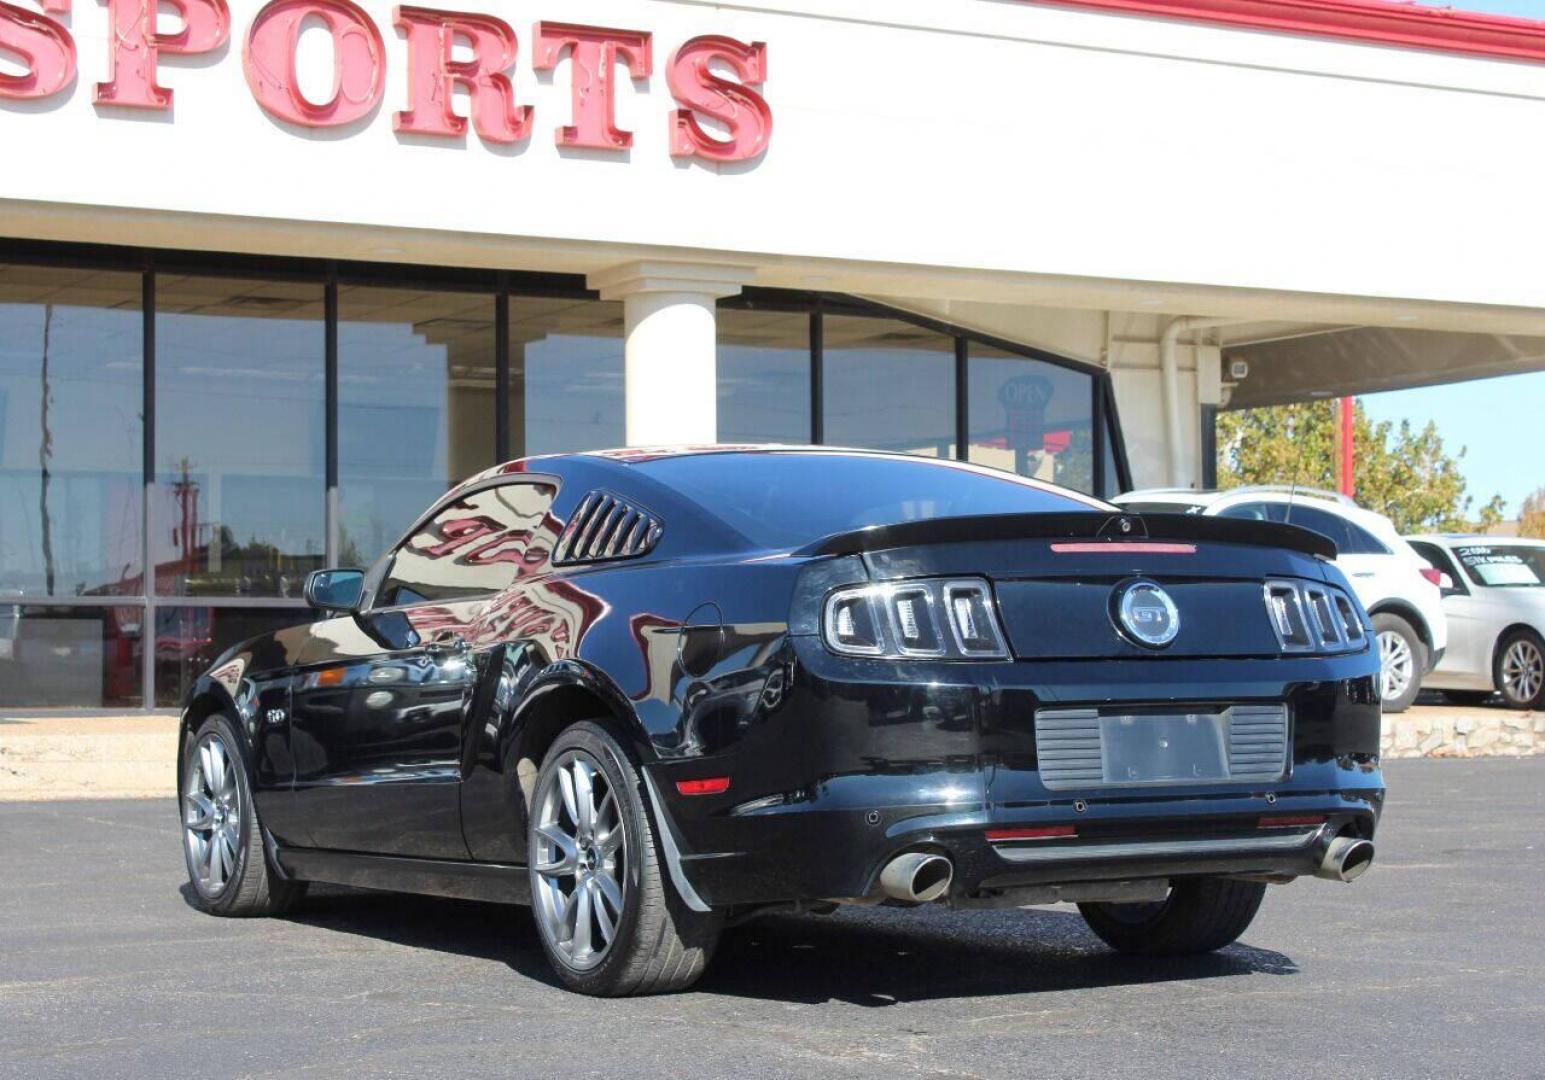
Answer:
1024 0 1545 63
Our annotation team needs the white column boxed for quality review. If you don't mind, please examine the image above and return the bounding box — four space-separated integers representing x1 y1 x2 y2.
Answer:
589 261 755 447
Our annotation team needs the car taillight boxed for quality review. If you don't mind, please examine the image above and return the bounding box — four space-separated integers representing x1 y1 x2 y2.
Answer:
1419 566 1442 587
1263 579 1366 653
822 578 1009 660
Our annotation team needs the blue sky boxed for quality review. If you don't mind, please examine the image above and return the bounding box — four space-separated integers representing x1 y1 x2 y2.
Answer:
1353 0 1545 519
1429 0 1545 15
1362 372 1543 518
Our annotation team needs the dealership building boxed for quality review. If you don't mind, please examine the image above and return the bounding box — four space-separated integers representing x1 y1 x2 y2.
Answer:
3 0 1545 708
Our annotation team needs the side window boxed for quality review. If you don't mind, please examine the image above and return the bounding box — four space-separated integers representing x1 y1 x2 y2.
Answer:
1410 542 1464 592
379 483 558 607
1273 506 1352 551
1217 501 1283 523
1339 521 1391 556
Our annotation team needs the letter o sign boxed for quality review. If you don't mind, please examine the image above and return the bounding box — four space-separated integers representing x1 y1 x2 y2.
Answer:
244 0 385 126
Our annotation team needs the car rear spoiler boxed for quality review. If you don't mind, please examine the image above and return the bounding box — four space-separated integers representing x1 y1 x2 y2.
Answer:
795 511 1337 561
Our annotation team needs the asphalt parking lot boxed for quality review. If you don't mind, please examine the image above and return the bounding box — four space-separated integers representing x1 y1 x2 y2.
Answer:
2 757 1542 1080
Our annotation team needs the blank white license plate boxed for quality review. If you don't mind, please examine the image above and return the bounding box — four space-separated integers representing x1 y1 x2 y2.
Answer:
1099 712 1230 785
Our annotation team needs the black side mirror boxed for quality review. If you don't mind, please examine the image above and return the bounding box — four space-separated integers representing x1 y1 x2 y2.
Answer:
304 568 365 612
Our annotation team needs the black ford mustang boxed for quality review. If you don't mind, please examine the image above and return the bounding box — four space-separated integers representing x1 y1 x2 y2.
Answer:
178 447 1383 995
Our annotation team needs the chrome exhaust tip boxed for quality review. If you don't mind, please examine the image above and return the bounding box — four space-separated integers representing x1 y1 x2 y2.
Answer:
1316 836 1375 882
878 852 953 903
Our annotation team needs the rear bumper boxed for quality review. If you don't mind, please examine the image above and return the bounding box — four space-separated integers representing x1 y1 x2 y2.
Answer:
647 639 1386 908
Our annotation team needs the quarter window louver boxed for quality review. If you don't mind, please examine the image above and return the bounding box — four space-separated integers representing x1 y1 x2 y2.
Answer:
554 491 662 565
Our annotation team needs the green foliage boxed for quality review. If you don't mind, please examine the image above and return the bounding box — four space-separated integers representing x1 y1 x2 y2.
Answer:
1216 400 1505 534
1520 488 1545 540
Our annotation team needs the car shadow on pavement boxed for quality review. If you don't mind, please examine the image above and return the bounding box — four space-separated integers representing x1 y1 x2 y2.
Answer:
700 905 1296 1006
259 885 1296 1004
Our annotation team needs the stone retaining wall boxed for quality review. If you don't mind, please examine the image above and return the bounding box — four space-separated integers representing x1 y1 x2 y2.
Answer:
1382 709 1543 759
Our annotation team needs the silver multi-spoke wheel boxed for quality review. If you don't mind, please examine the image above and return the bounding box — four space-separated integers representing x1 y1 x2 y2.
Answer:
1378 630 1414 703
531 750 628 971
184 732 242 897
1501 637 1544 706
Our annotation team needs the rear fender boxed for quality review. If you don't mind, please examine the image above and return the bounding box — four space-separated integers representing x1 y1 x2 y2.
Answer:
460 652 655 862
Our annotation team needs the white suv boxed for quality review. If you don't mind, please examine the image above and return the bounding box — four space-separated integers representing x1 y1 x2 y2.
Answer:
1112 486 1447 713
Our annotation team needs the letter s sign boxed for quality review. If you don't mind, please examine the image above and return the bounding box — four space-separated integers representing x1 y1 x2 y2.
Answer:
667 35 771 164
0 0 75 100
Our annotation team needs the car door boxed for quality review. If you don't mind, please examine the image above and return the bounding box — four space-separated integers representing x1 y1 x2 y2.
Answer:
1409 541 1482 679
288 480 558 858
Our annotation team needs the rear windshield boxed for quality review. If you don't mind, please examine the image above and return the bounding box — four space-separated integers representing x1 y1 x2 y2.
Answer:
1452 544 1545 588
639 452 1106 549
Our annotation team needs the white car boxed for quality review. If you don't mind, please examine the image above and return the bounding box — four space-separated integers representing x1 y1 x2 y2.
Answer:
1113 487 1447 712
1404 536 1545 710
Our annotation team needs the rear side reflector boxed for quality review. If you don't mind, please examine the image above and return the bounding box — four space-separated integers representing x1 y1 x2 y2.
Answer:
676 777 731 796
985 825 1077 841
1258 814 1327 828
1050 542 1197 555
1419 566 1442 587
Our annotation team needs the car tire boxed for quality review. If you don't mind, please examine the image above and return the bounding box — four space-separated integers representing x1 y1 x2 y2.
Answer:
1372 613 1425 714
1494 630 1545 710
1441 690 1494 707
181 714 306 917
1078 878 1267 956
528 721 722 996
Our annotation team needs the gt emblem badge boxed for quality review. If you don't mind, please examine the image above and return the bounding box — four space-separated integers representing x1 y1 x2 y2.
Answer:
1115 580 1180 648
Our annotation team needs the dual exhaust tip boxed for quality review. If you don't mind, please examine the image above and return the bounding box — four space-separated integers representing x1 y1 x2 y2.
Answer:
878 833 1374 901
1316 835 1375 882
879 852 954 903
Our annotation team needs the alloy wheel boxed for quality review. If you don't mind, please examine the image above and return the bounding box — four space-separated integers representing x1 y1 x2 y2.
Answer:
531 750 628 971
1501 638 1544 705
1378 630 1414 702
183 732 241 897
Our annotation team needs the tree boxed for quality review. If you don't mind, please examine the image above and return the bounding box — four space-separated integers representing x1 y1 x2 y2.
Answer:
1520 488 1545 539
1216 400 1505 534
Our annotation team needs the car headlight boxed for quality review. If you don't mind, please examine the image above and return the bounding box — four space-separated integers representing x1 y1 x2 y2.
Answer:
823 578 1009 660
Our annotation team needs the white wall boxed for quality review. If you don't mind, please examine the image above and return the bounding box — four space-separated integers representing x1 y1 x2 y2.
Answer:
5 0 1545 313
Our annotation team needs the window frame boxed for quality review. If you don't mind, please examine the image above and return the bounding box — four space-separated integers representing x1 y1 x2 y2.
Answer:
364 474 562 613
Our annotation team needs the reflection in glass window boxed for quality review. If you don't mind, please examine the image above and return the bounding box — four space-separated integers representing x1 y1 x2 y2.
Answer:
516 298 625 456
0 267 142 598
338 287 497 568
717 308 810 443
155 276 326 598
0 602 144 707
1100 412 1121 498
153 605 315 708
380 483 558 605
968 344 1095 493
823 316 954 457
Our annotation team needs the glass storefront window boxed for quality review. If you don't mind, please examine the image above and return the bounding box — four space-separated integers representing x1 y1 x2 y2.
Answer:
0 267 143 599
968 343 1096 493
717 308 810 444
515 297 625 456
1100 412 1122 499
152 605 314 708
822 316 955 458
0 602 143 707
0 248 1131 711
337 287 497 569
155 276 326 598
